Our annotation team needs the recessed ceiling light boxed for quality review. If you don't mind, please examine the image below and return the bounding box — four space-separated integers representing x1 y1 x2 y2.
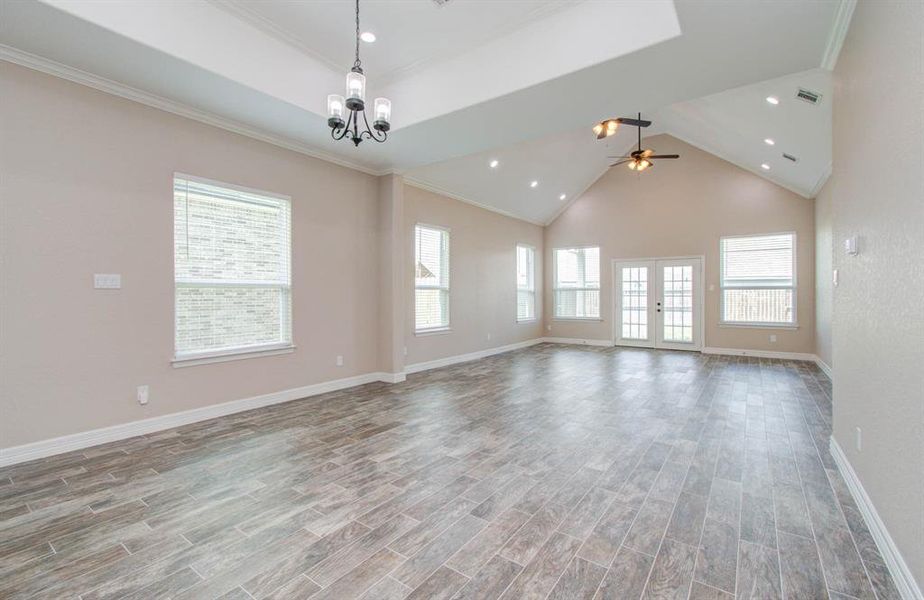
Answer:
489 159 499 168
360 31 376 43
530 181 538 188
761 163 771 170
559 193 567 201
764 138 775 146
766 96 779 105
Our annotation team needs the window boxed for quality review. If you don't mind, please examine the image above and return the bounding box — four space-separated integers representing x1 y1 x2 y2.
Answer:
174 175 292 361
553 246 600 319
720 233 796 326
516 244 536 321
415 224 450 332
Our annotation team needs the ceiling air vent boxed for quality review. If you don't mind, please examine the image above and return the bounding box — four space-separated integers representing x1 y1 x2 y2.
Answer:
782 153 799 163
431 0 452 6
795 88 822 105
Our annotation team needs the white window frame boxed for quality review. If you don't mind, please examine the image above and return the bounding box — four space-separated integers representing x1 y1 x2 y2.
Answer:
719 232 798 329
172 173 294 367
552 245 602 320
516 243 536 322
414 223 451 335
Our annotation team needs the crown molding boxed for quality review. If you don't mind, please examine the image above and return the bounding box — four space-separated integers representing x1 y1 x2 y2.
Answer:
206 0 345 74
403 177 546 227
809 162 833 198
0 45 388 177
821 0 857 71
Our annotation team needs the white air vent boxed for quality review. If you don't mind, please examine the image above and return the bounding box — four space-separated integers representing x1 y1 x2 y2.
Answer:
782 153 799 163
431 0 452 6
795 88 822 105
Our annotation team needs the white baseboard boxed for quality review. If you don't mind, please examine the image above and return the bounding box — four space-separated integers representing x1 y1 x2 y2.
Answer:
815 356 833 379
702 346 818 361
541 337 613 347
830 437 923 600
0 371 400 467
405 338 543 375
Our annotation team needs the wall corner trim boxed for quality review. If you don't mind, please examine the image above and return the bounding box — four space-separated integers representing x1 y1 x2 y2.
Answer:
814 356 833 379
0 371 402 467
405 338 544 374
821 0 858 71
830 437 923 600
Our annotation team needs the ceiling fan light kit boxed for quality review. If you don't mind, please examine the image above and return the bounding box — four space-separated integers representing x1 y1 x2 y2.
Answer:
327 0 390 146
601 113 679 172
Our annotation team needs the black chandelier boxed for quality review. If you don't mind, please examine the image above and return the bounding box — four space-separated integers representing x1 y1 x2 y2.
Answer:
326 0 391 146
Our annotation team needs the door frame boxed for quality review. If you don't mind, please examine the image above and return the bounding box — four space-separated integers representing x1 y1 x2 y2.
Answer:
611 255 706 351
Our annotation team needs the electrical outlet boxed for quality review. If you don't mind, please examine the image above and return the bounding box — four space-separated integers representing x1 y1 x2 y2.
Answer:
486 333 492 341
855 427 862 452
769 334 777 343
403 346 408 356
336 355 343 367
137 385 149 405
547 324 552 332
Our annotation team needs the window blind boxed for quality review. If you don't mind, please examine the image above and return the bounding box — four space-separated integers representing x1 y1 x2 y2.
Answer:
720 233 795 325
415 224 450 331
174 176 292 358
516 244 535 321
554 247 600 319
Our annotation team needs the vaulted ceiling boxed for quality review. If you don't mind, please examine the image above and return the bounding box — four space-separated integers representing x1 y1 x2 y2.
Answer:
0 0 851 224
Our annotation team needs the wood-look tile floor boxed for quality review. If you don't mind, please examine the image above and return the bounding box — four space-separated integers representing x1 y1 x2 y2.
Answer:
0 344 903 599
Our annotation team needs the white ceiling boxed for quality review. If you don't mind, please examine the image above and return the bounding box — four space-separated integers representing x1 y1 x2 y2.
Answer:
0 0 849 223
212 0 582 86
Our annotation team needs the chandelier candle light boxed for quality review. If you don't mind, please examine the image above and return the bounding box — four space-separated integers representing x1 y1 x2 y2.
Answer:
327 0 391 146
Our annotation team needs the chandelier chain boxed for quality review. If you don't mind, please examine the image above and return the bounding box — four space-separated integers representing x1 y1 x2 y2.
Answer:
353 0 361 71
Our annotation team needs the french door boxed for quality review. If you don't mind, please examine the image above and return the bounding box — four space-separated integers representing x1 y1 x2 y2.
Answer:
613 257 703 351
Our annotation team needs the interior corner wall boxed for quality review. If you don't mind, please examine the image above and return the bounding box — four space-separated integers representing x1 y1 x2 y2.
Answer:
829 0 924 587
0 62 382 448
813 179 833 369
543 133 816 354
377 174 406 376
403 185 544 367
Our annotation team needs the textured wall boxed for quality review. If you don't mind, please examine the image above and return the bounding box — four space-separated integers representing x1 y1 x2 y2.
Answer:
403 185 544 366
0 63 382 447
830 0 924 586
544 134 816 354
814 180 833 369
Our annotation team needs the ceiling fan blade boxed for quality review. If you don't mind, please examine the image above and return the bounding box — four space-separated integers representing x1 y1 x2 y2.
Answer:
617 117 652 128
610 160 631 167
607 155 632 159
648 154 680 159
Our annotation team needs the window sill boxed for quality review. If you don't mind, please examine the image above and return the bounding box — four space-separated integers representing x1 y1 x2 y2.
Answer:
415 327 452 337
719 323 799 330
553 317 603 322
516 318 537 324
172 344 295 368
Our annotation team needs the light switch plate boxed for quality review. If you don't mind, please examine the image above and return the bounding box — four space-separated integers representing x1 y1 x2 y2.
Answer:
94 274 121 289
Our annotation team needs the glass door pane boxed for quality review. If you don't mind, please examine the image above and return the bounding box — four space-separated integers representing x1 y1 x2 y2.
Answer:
662 265 693 343
621 266 649 340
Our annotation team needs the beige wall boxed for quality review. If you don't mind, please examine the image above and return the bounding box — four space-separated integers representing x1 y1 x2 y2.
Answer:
830 0 924 587
0 62 383 447
544 134 815 354
814 179 833 369
403 185 544 366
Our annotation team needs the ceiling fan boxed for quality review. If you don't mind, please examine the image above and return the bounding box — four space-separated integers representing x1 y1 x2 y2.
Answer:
601 113 680 172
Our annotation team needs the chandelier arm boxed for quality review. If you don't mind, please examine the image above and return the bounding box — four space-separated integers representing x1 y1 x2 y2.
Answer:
360 109 387 143
331 110 354 141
